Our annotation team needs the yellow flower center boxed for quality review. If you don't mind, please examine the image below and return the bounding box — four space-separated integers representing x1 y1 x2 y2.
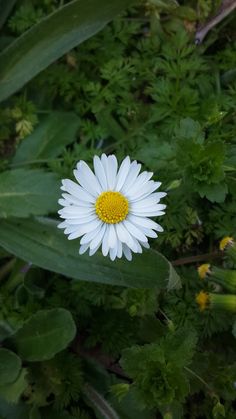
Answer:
196 291 209 311
95 191 129 224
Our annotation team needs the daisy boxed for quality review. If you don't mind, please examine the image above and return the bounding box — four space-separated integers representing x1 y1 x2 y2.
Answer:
58 154 166 261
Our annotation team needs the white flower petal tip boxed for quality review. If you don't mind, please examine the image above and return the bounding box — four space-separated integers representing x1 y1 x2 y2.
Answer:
58 155 166 261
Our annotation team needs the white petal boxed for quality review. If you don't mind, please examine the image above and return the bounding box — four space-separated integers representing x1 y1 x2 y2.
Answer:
68 220 102 240
64 215 97 226
117 240 123 258
109 243 118 261
63 215 98 225
130 195 166 210
80 224 103 245
74 161 102 197
129 181 162 201
62 193 93 207
132 238 143 253
89 242 101 256
152 192 167 201
115 156 131 191
102 227 110 256
89 224 107 250
121 161 141 194
108 224 117 249
125 172 153 198
93 155 107 190
79 244 90 255
115 223 138 253
59 206 94 216
67 228 86 240
65 225 82 234
139 227 158 238
131 210 165 217
141 241 150 249
57 221 68 229
123 220 147 242
127 215 164 232
58 198 70 207
59 209 95 220
61 179 95 203
123 244 132 261
106 155 118 190
131 204 166 216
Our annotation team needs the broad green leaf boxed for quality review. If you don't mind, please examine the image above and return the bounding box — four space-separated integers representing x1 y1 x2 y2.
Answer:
0 0 17 29
0 169 60 217
0 217 181 289
9 308 76 361
0 349 21 385
199 182 228 203
13 112 80 165
0 0 132 102
0 369 28 403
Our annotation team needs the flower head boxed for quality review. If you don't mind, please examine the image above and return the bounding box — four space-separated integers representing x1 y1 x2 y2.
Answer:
198 263 211 279
196 291 209 311
58 154 166 261
219 236 234 251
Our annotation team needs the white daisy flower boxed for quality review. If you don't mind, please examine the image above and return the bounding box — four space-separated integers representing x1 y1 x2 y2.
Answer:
58 154 166 261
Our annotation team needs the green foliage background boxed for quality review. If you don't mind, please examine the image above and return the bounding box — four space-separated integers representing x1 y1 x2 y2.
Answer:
0 0 236 418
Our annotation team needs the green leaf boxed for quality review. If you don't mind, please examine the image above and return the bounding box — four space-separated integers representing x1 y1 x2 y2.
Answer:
0 0 17 29
0 0 133 102
0 349 22 385
9 308 76 361
0 369 28 403
199 182 228 203
0 169 60 217
120 328 196 409
212 401 225 418
175 118 204 144
0 217 181 289
13 112 80 165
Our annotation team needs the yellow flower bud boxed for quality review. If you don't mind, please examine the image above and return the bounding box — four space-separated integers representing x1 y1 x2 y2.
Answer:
219 236 234 251
196 291 209 311
197 263 211 279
